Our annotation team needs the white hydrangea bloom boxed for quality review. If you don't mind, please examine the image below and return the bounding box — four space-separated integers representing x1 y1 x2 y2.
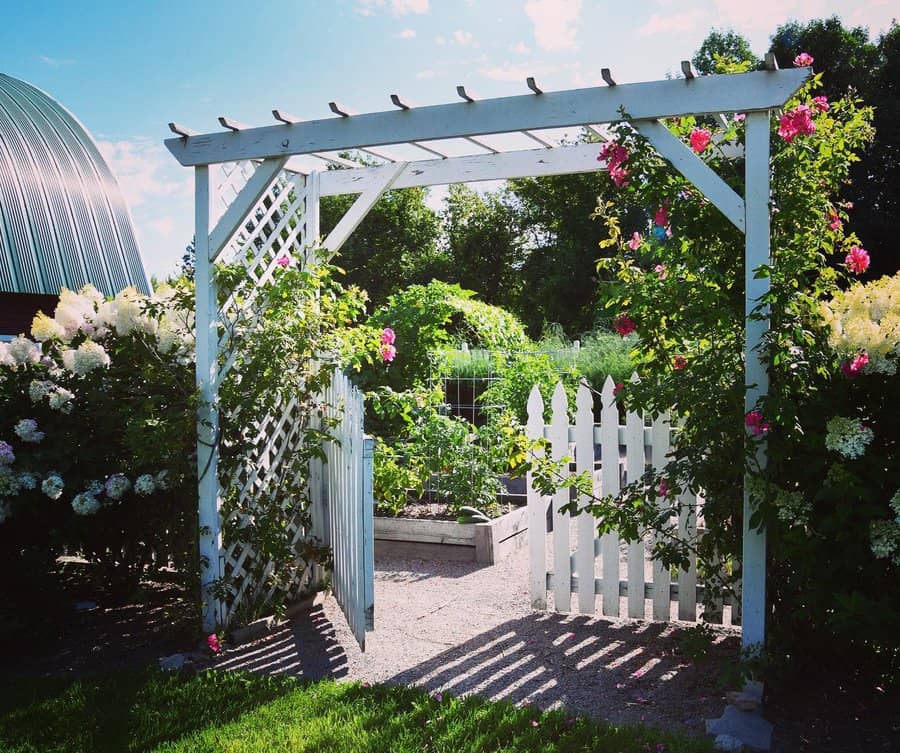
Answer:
104 473 131 500
0 500 10 524
31 312 66 342
53 288 97 341
29 380 54 402
825 416 874 459
0 468 21 497
112 287 155 337
62 340 110 376
42 474 64 500
134 474 156 496
17 472 37 491
0 441 14 466
154 470 171 491
8 336 40 366
71 492 101 516
0 342 14 368
48 387 75 413
14 418 45 443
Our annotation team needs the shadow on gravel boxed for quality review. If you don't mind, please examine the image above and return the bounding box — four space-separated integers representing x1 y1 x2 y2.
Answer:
385 611 737 728
215 603 349 680
375 556 486 583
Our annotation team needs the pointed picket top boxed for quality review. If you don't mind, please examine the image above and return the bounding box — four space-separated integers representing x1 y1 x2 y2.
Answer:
601 374 617 408
576 379 593 416
551 381 568 421
526 384 544 438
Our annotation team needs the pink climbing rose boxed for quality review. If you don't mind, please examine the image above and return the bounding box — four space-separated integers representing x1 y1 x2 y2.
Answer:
628 232 642 251
688 128 711 154
380 327 396 346
276 255 290 268
207 633 222 653
598 141 630 188
654 206 669 227
744 410 770 436
613 382 625 397
841 351 869 378
845 246 870 274
794 52 814 67
654 264 668 280
778 105 816 143
380 344 397 362
614 314 637 337
672 355 687 370
828 212 842 231
658 479 670 498
733 113 746 122
812 95 829 113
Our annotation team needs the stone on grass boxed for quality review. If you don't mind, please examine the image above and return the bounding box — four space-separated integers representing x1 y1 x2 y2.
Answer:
706 706 773 751
158 653 186 671
714 733 745 752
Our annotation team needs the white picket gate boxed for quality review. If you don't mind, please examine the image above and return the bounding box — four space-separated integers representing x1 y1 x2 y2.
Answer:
311 369 375 650
526 376 738 626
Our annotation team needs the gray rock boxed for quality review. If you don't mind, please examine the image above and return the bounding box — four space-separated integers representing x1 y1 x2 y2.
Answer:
714 733 745 752
158 653 186 671
706 706 773 751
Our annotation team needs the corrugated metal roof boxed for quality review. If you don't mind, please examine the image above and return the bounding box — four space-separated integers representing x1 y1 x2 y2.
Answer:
0 73 149 296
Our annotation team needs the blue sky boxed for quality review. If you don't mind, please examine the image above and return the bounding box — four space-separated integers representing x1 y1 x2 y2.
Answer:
2 0 896 280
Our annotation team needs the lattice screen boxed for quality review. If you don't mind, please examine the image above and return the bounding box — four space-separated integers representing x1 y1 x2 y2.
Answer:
210 160 321 626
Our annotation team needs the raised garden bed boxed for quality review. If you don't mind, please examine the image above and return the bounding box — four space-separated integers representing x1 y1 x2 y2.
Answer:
374 504 527 564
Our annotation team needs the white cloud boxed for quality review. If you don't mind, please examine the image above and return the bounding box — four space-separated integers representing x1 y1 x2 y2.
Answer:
524 0 581 51
97 138 191 209
637 10 703 36
147 217 175 237
397 28 416 38
392 0 429 15
453 29 474 46
512 41 531 54
39 55 76 66
435 35 446 45
481 61 541 82
416 69 436 79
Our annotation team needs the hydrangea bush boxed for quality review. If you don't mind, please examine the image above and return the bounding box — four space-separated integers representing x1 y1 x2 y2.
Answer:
582 60 899 681
0 282 198 594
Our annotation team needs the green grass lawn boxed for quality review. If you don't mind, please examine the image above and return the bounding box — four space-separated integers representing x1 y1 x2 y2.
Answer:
0 668 715 753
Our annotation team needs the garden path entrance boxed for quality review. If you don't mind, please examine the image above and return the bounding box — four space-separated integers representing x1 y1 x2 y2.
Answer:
167 62 809 651
213 544 739 734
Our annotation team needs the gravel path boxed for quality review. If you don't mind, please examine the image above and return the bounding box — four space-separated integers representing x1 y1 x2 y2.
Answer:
215 541 739 737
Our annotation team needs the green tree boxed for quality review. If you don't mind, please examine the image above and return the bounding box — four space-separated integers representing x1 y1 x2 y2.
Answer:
692 29 760 74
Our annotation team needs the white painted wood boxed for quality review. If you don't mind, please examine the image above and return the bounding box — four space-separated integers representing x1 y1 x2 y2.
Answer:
633 120 745 232
318 142 608 196
208 157 289 260
742 110 771 650
599 376 621 617
550 382 571 613
575 382 596 615
526 385 547 610
195 165 225 633
321 162 407 256
677 485 698 621
650 413 672 621
625 381 646 619
363 435 375 632
166 69 809 166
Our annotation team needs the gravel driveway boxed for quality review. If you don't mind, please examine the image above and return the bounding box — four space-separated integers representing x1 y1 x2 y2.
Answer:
215 540 739 737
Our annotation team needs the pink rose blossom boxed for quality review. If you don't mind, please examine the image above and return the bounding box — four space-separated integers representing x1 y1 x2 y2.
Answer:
380 327 396 345
276 255 290 268
599 141 630 187
733 113 746 122
794 52 814 67
654 206 669 227
609 164 630 188
614 314 637 337
672 355 686 370
845 246 870 274
744 410 770 436
655 263 668 279
688 128 711 154
659 480 670 498
380 344 397 362
778 105 816 143
812 95 829 112
828 212 842 231
613 382 624 397
841 351 869 378
207 633 222 653
628 232 642 251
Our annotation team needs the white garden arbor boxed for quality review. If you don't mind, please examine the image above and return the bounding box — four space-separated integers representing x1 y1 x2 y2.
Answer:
165 62 809 650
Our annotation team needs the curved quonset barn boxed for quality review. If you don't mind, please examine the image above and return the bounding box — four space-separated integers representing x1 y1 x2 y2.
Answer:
0 73 149 335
